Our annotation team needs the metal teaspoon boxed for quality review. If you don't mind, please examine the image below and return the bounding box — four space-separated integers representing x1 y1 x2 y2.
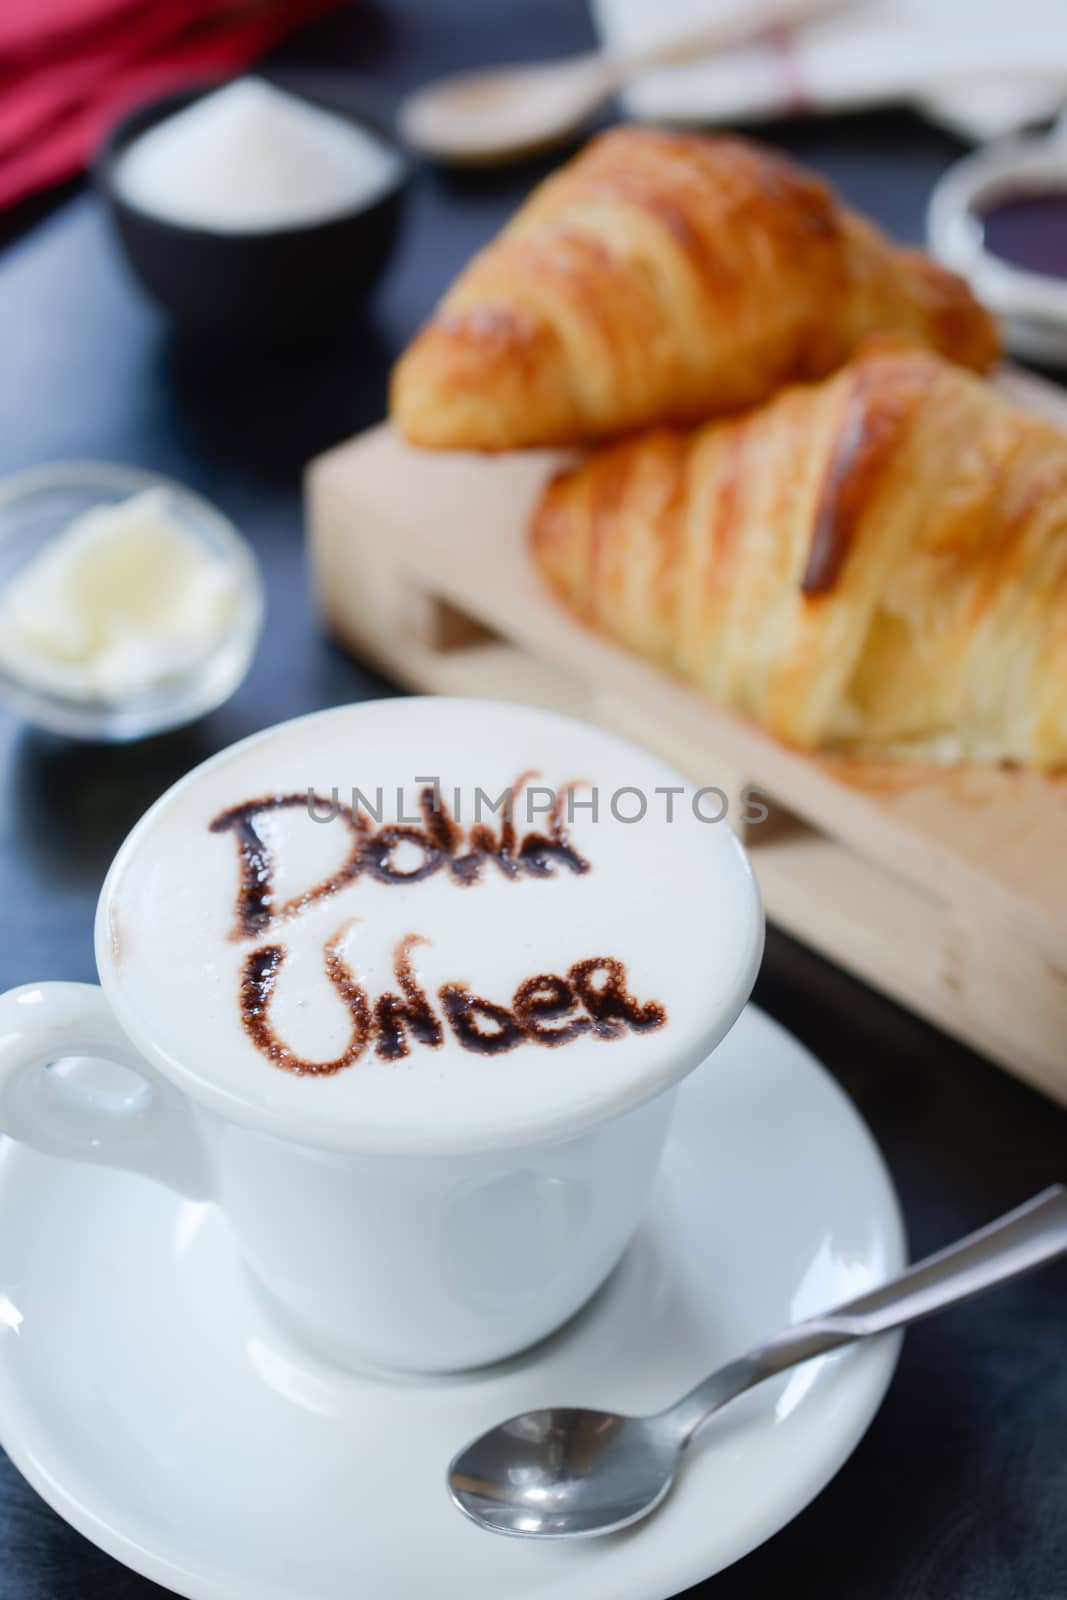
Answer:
449 1185 1067 1538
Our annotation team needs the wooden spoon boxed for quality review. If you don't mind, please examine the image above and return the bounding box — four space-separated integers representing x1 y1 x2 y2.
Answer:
398 0 857 165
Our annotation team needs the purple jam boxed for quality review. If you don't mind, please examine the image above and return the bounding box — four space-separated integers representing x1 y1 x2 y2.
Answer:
980 190 1067 281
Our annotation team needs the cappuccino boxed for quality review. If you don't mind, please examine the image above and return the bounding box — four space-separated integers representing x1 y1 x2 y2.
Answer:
99 698 762 1154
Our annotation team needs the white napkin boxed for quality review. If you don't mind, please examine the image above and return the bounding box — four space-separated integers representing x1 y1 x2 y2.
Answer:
590 0 1067 141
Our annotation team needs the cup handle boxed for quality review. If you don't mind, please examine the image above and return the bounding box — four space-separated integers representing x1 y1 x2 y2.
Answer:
0 982 214 1199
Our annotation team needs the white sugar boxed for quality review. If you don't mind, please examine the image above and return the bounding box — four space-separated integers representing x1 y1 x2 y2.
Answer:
115 78 402 233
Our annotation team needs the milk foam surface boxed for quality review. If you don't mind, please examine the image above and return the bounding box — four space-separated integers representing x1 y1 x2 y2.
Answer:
99 700 762 1153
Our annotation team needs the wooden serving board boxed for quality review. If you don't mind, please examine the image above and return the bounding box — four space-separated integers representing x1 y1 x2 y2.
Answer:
306 368 1067 1108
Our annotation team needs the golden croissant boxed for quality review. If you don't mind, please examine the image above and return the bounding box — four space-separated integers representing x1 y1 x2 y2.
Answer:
391 128 998 451
531 342 1067 768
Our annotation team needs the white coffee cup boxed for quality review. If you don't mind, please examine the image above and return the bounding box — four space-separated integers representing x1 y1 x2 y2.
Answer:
0 699 762 1372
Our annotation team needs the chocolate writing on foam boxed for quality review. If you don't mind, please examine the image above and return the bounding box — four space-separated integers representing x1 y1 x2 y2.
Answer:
212 774 666 1075
209 773 589 940
241 933 665 1075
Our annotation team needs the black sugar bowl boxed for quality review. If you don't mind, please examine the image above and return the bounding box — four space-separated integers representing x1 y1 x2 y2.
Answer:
95 69 412 344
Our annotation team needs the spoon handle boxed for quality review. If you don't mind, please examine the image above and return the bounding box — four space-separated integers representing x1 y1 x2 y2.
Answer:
611 0 856 81
668 1186 1067 1443
802 1183 1067 1337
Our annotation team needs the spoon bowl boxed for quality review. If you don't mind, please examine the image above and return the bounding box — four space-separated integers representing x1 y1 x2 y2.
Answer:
449 1408 679 1538
399 56 612 165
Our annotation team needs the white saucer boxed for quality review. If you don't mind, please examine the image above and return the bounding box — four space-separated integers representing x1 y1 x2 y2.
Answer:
0 1007 904 1600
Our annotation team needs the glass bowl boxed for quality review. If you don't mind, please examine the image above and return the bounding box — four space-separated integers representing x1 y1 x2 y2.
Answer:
928 123 1067 367
0 462 264 740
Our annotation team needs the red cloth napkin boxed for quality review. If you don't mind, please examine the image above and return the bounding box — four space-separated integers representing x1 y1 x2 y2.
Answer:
0 0 352 212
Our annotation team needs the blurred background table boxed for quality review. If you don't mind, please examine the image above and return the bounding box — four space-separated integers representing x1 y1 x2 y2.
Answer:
1 2 1066 1597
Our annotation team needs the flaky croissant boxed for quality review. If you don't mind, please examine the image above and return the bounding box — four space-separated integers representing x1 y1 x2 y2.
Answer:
391 128 998 452
531 342 1067 768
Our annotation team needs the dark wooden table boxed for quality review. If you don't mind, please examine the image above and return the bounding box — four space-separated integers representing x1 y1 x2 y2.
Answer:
1 3 1066 1596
